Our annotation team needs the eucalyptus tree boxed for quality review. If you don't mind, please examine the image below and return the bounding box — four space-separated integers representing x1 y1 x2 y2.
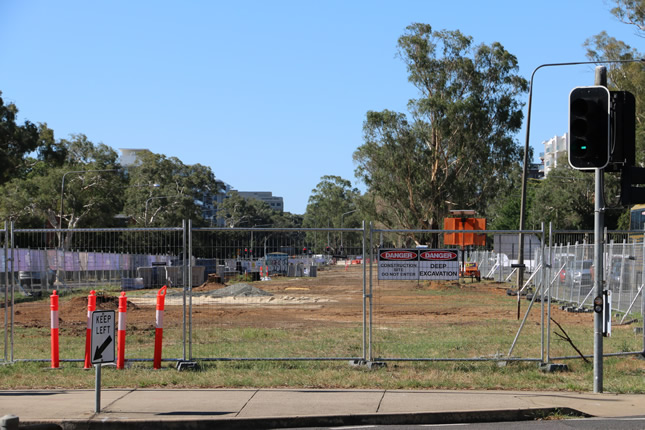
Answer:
0 132 123 233
303 175 361 252
123 150 223 227
354 24 527 245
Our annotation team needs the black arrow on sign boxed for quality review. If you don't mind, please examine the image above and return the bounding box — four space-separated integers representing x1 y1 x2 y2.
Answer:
93 335 112 361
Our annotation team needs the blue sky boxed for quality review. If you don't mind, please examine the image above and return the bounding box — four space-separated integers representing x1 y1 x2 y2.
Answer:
0 1 640 214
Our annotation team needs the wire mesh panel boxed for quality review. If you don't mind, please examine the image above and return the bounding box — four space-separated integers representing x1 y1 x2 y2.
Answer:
368 228 552 364
545 232 644 360
188 227 366 361
9 227 187 364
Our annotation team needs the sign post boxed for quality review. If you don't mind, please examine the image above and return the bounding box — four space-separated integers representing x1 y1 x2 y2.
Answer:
91 310 115 413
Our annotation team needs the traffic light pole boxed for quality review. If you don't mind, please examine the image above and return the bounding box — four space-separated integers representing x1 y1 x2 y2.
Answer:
593 66 606 394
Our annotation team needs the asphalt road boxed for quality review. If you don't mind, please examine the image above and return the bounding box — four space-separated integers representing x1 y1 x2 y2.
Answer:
285 416 645 430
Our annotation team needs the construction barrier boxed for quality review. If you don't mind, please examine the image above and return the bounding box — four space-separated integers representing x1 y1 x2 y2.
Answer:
84 290 96 369
117 291 127 369
49 290 59 369
153 285 167 369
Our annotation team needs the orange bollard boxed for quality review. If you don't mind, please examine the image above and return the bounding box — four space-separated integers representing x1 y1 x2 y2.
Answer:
117 291 127 369
153 285 167 369
84 290 96 369
50 290 59 368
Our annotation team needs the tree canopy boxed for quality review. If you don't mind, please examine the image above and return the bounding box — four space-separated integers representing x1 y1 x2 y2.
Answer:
354 24 527 242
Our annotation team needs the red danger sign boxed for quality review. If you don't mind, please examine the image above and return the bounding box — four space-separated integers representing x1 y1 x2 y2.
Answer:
378 248 459 281
420 251 457 261
380 251 418 261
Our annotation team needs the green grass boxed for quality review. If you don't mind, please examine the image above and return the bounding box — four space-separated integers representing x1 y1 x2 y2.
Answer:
1 355 644 392
1 280 644 392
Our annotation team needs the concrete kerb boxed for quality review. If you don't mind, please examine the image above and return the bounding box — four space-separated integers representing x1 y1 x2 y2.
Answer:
17 408 590 430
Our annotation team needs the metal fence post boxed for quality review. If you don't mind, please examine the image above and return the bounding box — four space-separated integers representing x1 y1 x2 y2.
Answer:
362 220 367 362
2 222 7 363
9 221 14 362
367 221 373 362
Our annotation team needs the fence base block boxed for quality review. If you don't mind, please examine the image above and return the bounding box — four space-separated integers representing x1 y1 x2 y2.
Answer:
539 363 569 373
348 359 387 369
176 361 199 371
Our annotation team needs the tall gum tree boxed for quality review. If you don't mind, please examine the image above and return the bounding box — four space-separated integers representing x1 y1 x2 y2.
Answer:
354 24 527 243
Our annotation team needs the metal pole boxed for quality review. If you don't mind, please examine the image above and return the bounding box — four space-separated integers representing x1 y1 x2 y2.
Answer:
641 226 645 357
188 219 193 361
362 220 367 362
547 222 553 364
3 222 7 362
593 66 607 394
516 59 645 297
340 209 357 250
368 222 373 362
95 364 101 413
540 223 546 364
9 221 14 362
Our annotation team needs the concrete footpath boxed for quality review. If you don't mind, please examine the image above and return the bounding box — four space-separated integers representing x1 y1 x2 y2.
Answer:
2 388 645 429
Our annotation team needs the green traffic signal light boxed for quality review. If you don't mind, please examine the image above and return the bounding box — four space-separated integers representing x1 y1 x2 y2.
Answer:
568 86 610 170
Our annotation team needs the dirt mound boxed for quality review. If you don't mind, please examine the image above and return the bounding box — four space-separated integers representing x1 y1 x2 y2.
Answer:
203 283 273 298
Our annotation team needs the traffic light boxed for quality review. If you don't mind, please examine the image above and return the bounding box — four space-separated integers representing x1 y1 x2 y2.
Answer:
607 91 636 171
568 86 610 169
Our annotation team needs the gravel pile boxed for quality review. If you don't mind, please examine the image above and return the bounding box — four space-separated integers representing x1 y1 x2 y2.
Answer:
205 283 273 298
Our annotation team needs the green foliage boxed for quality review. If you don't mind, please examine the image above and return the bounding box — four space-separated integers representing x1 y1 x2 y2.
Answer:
123 150 223 227
303 175 361 251
527 156 623 230
610 0 645 32
0 91 41 184
354 24 527 240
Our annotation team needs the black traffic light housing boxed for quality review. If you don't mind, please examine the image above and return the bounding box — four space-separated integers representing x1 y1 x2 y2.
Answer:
606 91 636 172
568 86 611 169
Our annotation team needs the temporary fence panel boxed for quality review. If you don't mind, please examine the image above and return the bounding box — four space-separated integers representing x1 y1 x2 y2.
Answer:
8 226 187 364
545 231 644 361
4 222 643 367
367 227 547 364
188 226 367 361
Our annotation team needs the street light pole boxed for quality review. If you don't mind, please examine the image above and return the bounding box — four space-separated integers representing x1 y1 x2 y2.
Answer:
340 209 358 251
516 58 644 296
516 58 644 395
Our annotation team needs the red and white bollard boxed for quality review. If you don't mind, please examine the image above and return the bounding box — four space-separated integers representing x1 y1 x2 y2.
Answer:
50 290 59 368
84 290 96 369
153 285 167 369
117 291 127 369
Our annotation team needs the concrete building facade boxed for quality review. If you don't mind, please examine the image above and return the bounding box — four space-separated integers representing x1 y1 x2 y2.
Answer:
541 133 567 177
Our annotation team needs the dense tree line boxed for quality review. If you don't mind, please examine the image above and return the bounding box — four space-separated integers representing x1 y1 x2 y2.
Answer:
0 91 300 232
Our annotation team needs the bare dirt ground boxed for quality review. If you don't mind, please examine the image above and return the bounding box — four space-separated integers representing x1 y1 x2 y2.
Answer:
7 264 595 336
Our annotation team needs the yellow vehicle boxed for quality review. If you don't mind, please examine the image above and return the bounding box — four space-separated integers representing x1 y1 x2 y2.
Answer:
460 262 481 282
630 204 645 230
